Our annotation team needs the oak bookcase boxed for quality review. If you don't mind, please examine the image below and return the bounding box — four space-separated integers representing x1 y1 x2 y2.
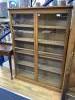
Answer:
9 6 72 91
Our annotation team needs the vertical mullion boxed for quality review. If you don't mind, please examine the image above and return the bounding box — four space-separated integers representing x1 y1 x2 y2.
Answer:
34 13 38 81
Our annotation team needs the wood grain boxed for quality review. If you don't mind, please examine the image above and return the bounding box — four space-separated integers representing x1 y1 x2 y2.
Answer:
0 67 61 100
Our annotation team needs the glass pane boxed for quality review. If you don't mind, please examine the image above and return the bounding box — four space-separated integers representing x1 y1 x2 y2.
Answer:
38 13 67 29
39 70 61 87
12 14 34 79
38 13 68 87
15 53 34 79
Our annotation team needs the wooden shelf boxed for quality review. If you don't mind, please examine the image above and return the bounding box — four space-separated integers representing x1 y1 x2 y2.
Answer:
39 64 61 74
15 38 34 42
15 47 63 61
13 24 66 30
39 51 63 61
15 37 64 46
13 24 34 28
14 30 33 33
17 68 34 79
15 47 34 56
17 68 61 88
16 60 61 75
38 39 64 46
38 73 61 88
17 61 34 68
39 25 66 30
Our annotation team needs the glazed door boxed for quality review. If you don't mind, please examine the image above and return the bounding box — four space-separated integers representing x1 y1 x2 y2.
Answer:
12 13 35 79
37 12 70 88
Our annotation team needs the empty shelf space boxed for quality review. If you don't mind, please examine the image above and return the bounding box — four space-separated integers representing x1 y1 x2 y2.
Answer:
38 72 61 87
15 38 34 42
13 24 34 28
39 51 63 61
17 68 34 79
38 39 64 46
16 60 61 75
15 47 63 61
39 64 61 75
17 61 34 68
13 24 66 30
14 30 33 34
39 25 66 30
15 47 34 55
39 54 63 61
14 37 64 46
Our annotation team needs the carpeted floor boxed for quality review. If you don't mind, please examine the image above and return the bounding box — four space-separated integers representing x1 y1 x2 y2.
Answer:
0 87 31 100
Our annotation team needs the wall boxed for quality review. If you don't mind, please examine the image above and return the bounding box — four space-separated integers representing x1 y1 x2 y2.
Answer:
0 0 8 17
